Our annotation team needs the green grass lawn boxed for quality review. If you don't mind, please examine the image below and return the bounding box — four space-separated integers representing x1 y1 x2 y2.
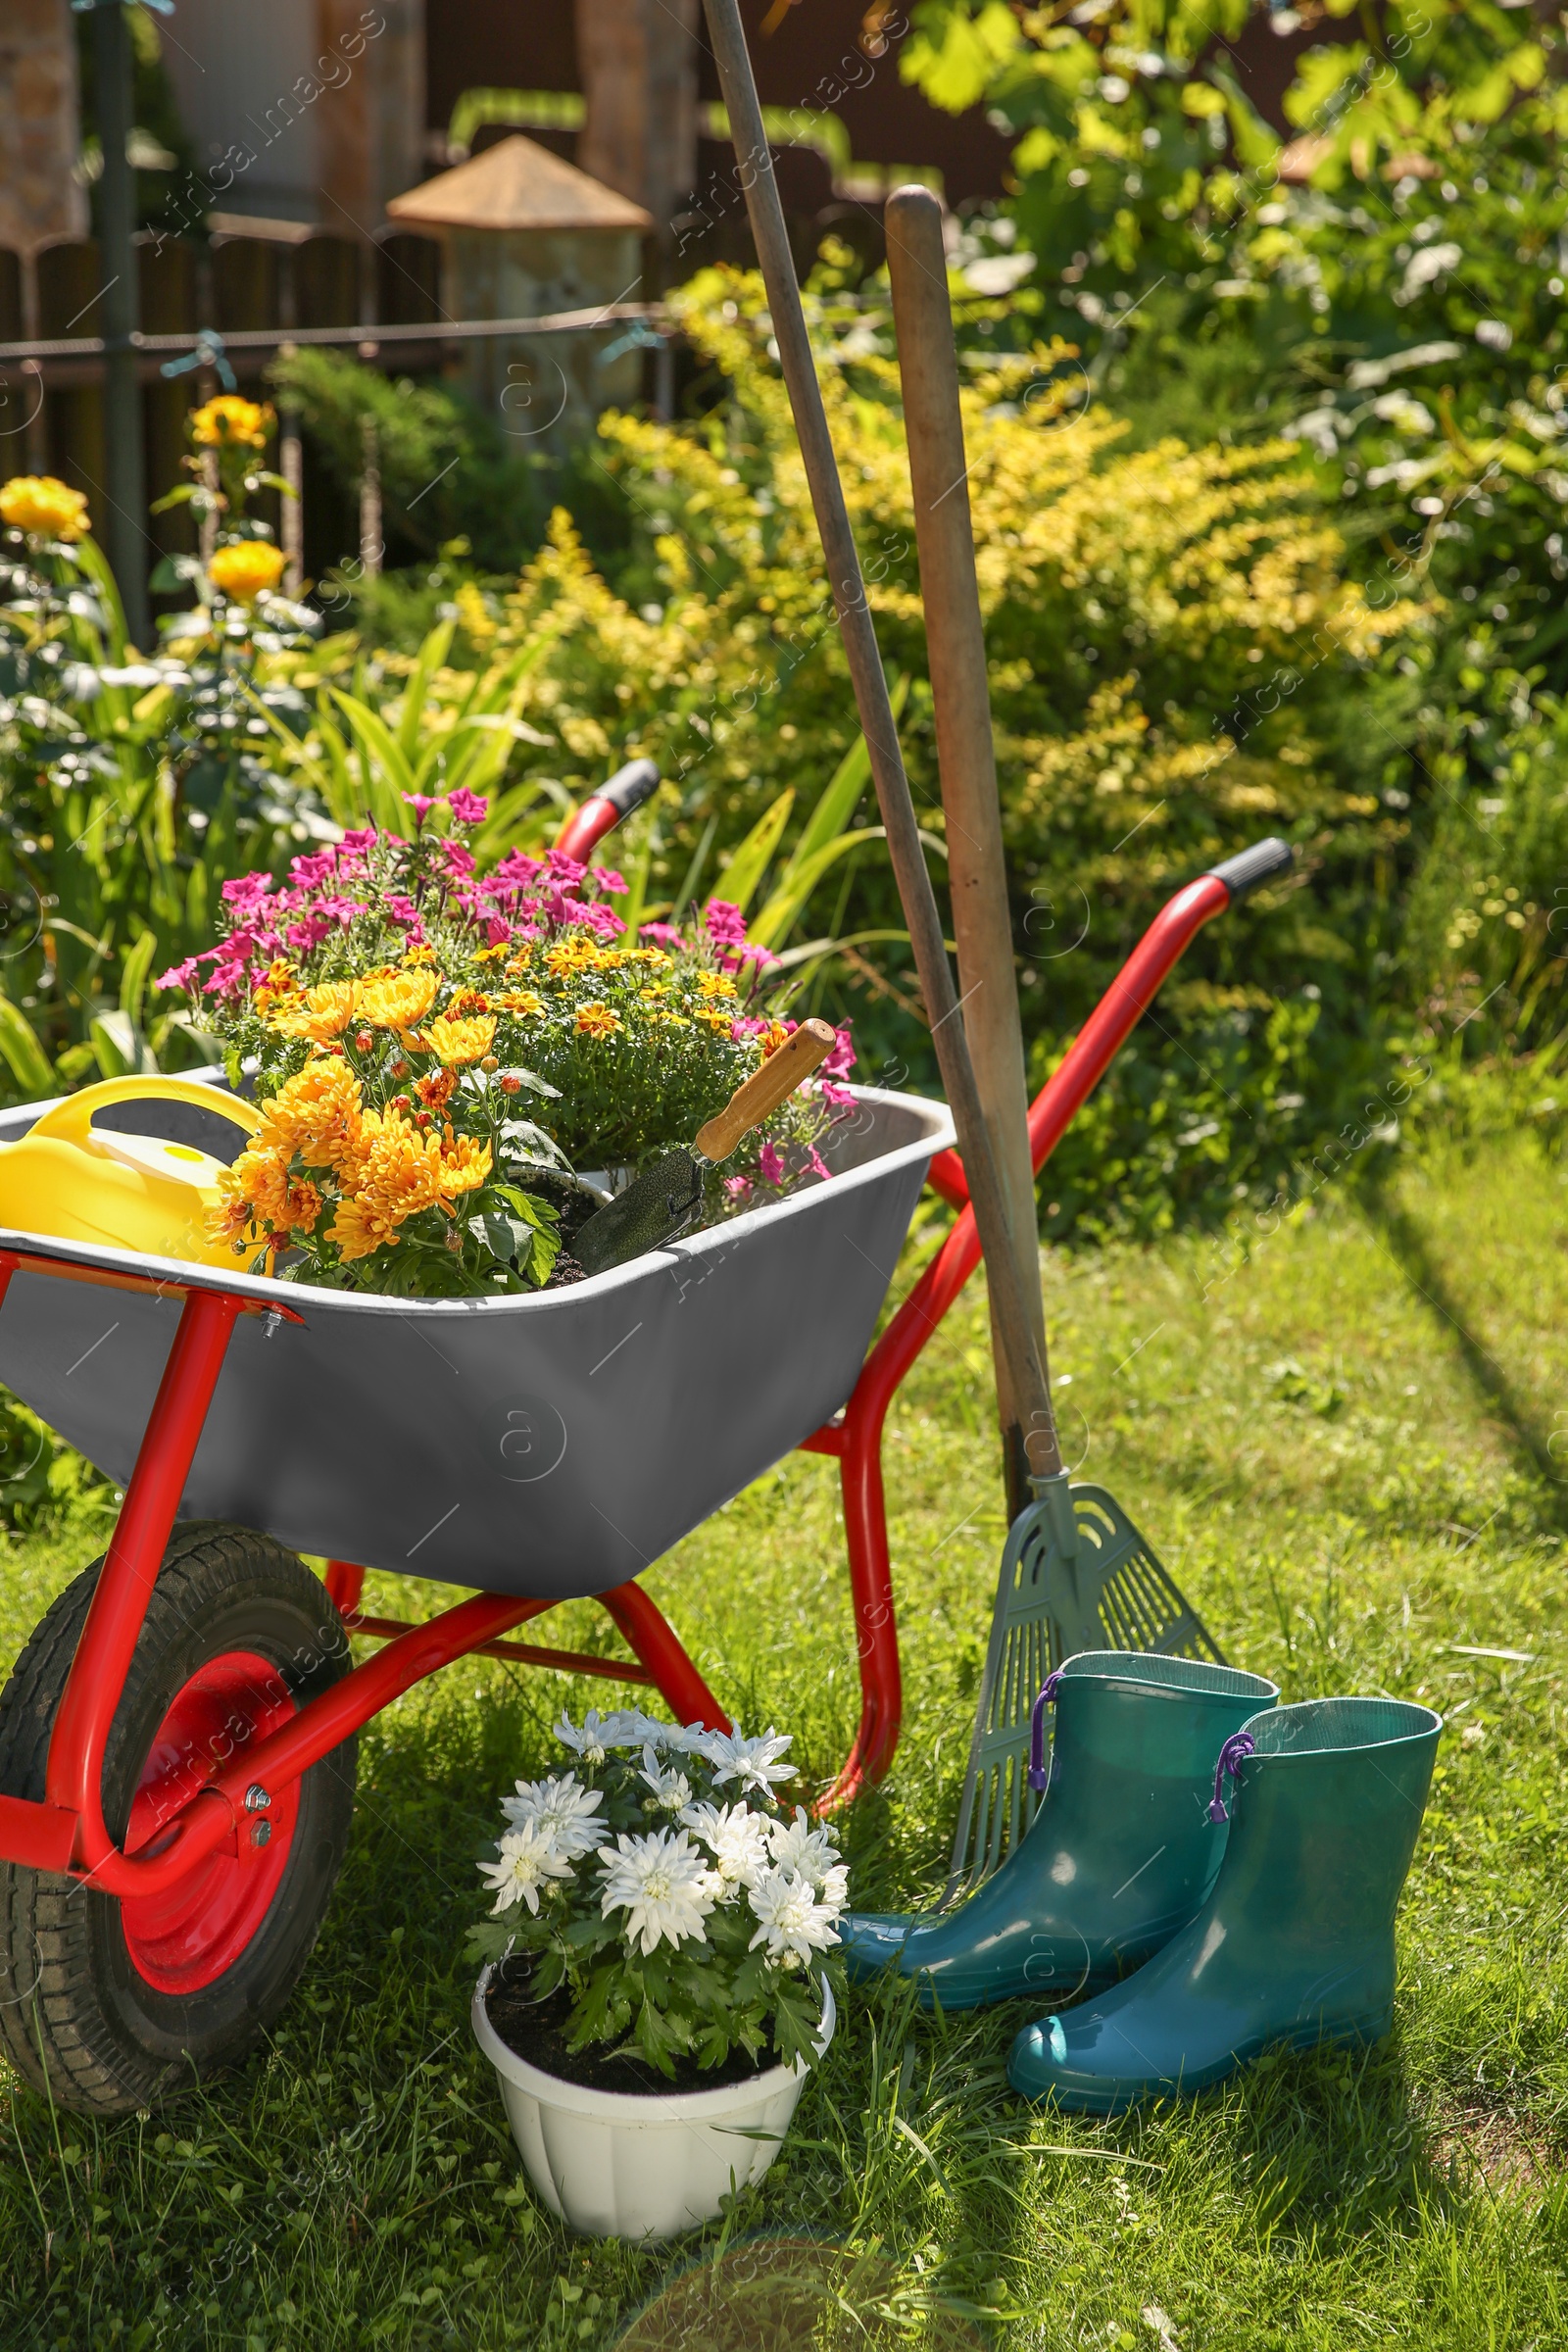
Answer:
4 1128 1568 2349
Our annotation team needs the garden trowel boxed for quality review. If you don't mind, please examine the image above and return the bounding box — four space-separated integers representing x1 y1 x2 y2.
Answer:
573 1019 837 1276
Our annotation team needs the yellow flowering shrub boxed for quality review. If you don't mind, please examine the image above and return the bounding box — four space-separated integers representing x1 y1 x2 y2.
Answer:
190 396 273 451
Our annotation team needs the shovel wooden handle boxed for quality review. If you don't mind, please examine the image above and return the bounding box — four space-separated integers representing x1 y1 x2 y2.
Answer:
696 1019 837 1162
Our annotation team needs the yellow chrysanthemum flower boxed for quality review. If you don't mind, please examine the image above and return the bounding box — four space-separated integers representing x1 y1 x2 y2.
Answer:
190 395 273 450
436 1133 493 1200
208 1145 318 1253
574 1002 621 1040
267 980 360 1044
0 474 89 542
424 1014 496 1066
360 967 439 1034
492 989 544 1017
255 1058 364 1173
403 943 439 966
696 1009 736 1034
696 972 738 1001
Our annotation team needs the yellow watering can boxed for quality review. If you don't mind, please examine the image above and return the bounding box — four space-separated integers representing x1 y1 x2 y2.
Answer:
0 1077 265 1268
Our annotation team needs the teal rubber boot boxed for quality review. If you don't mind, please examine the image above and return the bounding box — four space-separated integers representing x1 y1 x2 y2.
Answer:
840 1652 1278 2010
1007 1695 1442 2112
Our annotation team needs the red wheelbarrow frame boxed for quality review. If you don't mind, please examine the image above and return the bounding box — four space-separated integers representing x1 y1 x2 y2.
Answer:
0 856 1249 1896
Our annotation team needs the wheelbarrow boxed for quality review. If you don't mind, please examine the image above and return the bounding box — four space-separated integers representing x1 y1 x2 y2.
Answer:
0 784 1288 2113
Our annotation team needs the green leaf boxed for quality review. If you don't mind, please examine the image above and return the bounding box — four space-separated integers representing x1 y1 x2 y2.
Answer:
788 671 908 874
118 927 157 1036
749 829 886 951
714 786 794 914
395 617 456 767
0 991 54 1097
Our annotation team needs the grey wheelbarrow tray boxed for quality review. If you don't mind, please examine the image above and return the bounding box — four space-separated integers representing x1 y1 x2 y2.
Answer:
0 1084 952 1602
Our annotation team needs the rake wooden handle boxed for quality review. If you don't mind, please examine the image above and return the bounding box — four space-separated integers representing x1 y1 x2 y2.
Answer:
701 0 1062 1483
886 183 1057 1508
696 1018 837 1162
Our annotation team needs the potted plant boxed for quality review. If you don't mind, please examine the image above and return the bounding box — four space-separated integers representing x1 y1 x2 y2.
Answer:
156 794 858 1298
466 1708 847 2239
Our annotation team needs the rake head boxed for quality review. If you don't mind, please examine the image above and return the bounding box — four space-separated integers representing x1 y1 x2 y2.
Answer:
939 1478 1225 1908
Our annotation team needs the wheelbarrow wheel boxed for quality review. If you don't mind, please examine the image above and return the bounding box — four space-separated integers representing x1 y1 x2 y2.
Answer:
0 1523 357 2116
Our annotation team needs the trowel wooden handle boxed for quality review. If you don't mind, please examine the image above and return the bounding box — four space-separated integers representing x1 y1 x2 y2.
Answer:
696 1019 837 1162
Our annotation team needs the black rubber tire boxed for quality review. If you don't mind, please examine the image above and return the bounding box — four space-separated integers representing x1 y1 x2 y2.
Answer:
0 1523 358 2116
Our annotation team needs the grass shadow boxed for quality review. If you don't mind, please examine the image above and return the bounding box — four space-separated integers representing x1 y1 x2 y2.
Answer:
1364 1178 1568 1535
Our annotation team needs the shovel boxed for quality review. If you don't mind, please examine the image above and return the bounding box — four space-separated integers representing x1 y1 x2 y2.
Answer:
574 1019 837 1276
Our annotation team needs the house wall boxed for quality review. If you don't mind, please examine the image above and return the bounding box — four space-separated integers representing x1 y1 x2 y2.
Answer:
0 0 87 264
158 0 424 231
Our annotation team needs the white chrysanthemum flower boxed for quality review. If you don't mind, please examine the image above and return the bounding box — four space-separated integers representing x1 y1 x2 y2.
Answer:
746 1864 842 1968
597 1828 716 1957
818 1861 850 1916
765 1805 841 1890
680 1798 770 1889
554 1708 651 1768
501 1771 605 1861
637 1744 693 1812
478 1821 575 1917
654 1719 718 1755
700 1724 795 1796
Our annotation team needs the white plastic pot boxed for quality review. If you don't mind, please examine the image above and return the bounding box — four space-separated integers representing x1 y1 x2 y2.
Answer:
472 1970 835 2240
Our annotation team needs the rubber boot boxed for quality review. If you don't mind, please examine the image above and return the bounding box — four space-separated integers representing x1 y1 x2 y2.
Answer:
840 1651 1278 2010
1007 1694 1442 2113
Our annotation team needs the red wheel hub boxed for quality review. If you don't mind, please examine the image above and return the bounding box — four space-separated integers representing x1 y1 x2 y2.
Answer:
120 1649 299 1994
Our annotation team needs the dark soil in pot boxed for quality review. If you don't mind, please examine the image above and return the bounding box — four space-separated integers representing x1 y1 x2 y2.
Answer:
484 1957 773 2096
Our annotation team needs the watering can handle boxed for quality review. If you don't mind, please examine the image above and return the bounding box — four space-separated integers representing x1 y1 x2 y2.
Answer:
27 1076 264 1152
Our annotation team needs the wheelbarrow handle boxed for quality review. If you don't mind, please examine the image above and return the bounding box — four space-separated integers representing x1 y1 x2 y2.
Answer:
554 758 662 862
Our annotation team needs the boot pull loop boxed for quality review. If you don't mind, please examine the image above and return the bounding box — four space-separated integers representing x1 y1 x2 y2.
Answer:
1208 1730 1255 1823
1028 1671 1064 1792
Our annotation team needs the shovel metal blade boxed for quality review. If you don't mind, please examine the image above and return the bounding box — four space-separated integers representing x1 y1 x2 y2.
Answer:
573 1149 706 1276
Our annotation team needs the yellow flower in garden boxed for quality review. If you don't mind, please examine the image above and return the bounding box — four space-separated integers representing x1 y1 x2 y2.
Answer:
190 395 272 450
360 967 439 1033
424 1013 496 1066
574 1002 621 1040
436 1133 492 1200
493 989 544 1017
0 474 89 542
546 938 614 977
696 1009 736 1034
696 972 738 1001
255 1058 364 1173
209 541 286 602
251 957 300 1016
267 980 360 1044
328 1108 443 1259
403 943 439 966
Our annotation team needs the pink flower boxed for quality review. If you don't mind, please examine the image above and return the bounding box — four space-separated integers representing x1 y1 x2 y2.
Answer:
383 895 419 928
723 941 780 972
561 897 624 940
817 1078 856 1108
220 872 275 910
155 956 203 994
403 792 439 827
437 840 476 878
547 849 587 888
447 788 490 826
757 1142 786 1187
640 921 683 948
806 1147 832 1182
494 850 545 888
823 1026 856 1079
591 865 628 896
482 915 513 947
339 826 377 855
702 898 748 948
723 1175 754 1202
288 850 337 890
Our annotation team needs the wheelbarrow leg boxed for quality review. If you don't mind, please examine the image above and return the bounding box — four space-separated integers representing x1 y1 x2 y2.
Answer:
594 1584 729 1734
323 1559 365 1614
